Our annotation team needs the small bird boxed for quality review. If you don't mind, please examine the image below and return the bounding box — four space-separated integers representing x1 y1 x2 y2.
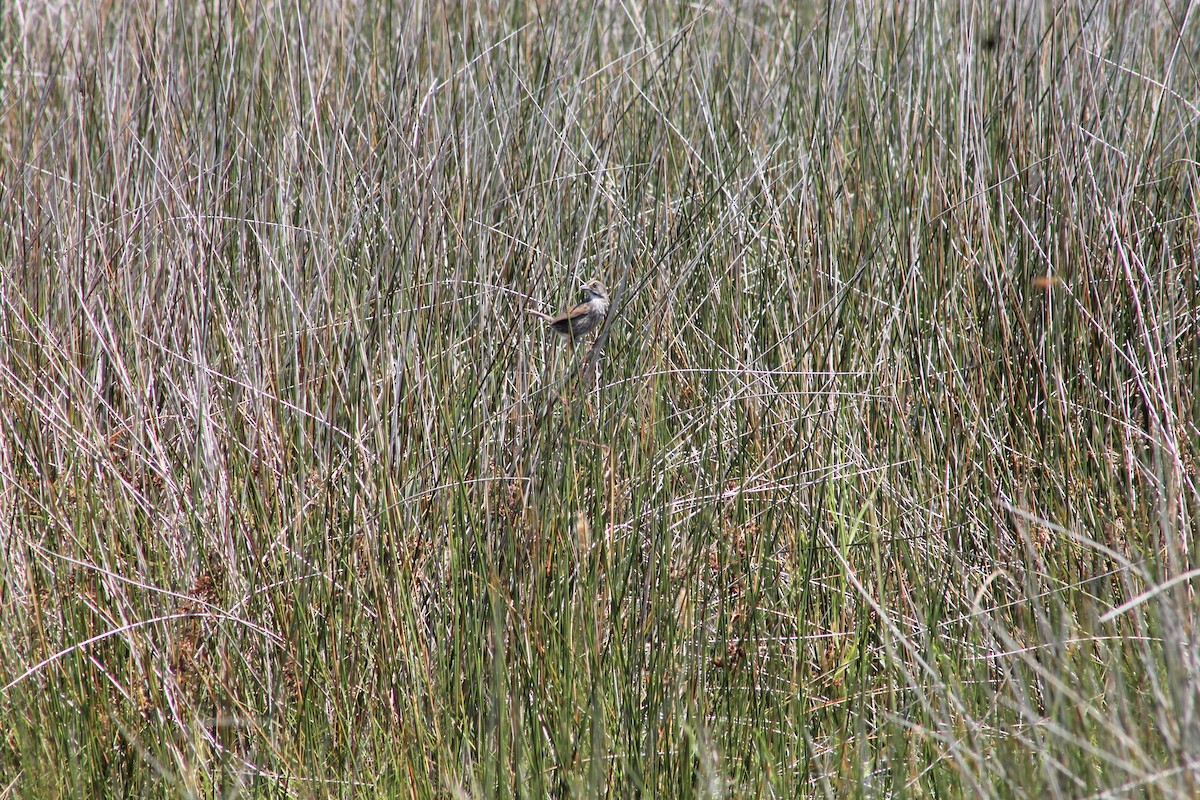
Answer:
529 279 610 340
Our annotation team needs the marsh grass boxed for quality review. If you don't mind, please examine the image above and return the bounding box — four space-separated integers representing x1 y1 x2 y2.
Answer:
1 1 1198 797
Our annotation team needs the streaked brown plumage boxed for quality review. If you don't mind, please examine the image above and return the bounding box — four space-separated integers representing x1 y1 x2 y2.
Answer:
529 279 609 339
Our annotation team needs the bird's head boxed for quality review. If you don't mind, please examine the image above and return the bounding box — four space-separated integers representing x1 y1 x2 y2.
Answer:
581 278 608 301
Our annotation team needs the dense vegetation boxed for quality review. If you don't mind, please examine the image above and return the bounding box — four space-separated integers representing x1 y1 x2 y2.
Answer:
1 2 1197 796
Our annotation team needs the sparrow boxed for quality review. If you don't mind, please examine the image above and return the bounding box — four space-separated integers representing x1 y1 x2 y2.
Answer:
529 279 610 340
